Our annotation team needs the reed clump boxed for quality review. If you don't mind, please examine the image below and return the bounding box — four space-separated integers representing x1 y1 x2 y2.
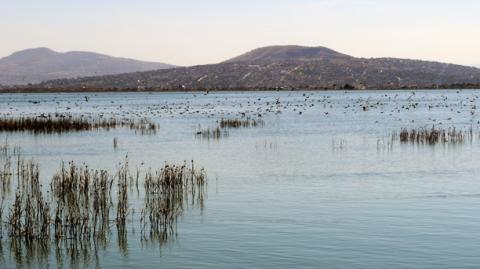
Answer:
141 161 207 240
398 126 469 145
51 162 113 240
196 127 229 140
0 139 9 158
0 153 13 196
125 118 158 135
6 159 51 240
0 116 158 135
1 156 207 248
116 159 129 231
0 140 14 229
196 118 263 140
219 118 264 128
0 117 116 134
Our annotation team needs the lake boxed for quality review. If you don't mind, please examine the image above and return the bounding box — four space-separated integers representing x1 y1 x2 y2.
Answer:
1 90 480 268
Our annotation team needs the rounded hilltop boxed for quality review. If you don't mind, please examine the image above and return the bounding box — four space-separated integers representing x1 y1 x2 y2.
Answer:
224 45 352 64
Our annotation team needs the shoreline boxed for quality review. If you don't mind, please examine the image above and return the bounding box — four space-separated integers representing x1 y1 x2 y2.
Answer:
1 84 480 94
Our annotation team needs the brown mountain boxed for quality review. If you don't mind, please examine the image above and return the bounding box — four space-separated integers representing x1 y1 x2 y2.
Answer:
18 46 480 90
224 45 351 63
0 48 175 85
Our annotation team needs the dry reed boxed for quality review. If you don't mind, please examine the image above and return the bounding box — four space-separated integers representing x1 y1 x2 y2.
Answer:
0 116 158 135
141 161 206 241
398 126 470 145
196 127 229 140
1 155 207 247
219 118 264 128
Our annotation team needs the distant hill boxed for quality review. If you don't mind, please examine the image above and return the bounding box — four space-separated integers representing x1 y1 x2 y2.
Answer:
224 45 351 63
0 48 175 85
18 45 480 91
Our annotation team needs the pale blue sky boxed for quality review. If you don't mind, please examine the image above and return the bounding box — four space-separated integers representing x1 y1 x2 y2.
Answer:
1 0 479 66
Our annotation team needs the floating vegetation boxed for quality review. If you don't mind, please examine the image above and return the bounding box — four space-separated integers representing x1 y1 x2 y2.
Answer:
0 116 158 135
396 126 471 145
196 127 229 140
219 118 264 129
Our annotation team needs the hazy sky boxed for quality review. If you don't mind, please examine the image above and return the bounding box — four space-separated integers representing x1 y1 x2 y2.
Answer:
1 0 479 66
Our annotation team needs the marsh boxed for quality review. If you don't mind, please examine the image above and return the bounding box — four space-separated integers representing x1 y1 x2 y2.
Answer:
1 90 480 268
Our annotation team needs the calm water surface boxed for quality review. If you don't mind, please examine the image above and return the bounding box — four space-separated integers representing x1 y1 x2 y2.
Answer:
1 90 480 268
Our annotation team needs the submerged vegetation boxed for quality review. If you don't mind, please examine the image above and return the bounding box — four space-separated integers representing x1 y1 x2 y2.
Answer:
0 116 158 134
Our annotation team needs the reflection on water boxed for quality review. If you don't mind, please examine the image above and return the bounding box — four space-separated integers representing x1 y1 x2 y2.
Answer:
1 228 183 268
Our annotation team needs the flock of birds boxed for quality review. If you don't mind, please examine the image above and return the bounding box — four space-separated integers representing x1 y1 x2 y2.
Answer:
0 90 479 129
